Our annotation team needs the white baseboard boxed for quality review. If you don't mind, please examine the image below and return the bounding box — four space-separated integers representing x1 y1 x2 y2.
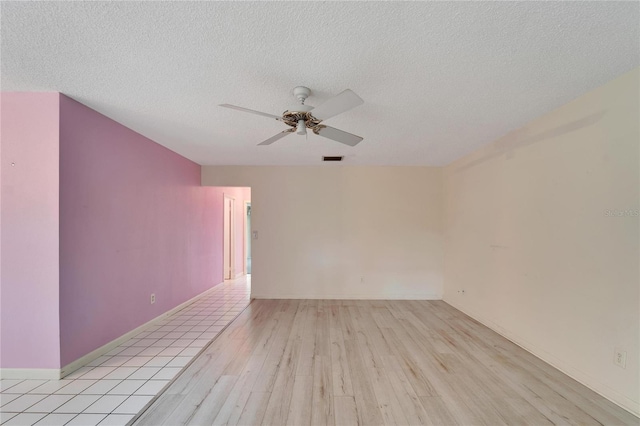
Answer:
444 298 640 418
60 282 224 378
0 368 61 380
251 293 442 300
0 282 223 381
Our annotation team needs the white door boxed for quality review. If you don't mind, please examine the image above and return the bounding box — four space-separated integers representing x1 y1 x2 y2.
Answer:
223 195 234 280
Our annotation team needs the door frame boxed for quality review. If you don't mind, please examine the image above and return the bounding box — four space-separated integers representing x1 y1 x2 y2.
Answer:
243 200 251 275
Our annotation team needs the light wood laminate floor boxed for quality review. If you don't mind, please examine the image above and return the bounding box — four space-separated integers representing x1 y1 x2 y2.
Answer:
133 299 638 425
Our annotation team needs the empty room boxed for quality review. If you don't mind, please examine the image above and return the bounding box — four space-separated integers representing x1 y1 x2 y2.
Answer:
1 2 638 426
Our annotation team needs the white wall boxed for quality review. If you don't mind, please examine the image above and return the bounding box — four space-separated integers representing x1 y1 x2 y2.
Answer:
443 68 639 415
202 166 443 299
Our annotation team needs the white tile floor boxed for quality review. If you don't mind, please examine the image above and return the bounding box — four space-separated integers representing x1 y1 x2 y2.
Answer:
0 277 250 426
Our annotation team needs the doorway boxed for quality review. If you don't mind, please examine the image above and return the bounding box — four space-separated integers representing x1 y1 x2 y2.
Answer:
223 194 235 280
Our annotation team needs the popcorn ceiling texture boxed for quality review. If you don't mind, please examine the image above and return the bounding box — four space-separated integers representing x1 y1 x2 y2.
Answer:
2 1 638 166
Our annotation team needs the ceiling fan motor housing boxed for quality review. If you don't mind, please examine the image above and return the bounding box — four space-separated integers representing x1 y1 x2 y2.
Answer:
282 110 322 130
285 86 323 132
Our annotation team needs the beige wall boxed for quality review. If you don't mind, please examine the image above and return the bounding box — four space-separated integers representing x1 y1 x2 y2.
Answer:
202 69 638 414
443 68 639 414
202 166 443 299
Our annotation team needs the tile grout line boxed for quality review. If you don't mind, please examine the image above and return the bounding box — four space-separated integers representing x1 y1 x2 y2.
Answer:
0 279 250 426
123 297 256 426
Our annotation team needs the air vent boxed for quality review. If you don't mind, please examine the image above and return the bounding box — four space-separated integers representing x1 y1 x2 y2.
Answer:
322 156 344 162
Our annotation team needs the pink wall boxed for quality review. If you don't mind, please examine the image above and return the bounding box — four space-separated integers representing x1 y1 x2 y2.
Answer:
59 95 223 365
1 93 251 370
1 93 61 369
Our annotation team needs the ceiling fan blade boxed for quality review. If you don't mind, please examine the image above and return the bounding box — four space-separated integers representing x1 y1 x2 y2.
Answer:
258 129 294 146
220 104 283 121
311 89 364 121
315 126 363 146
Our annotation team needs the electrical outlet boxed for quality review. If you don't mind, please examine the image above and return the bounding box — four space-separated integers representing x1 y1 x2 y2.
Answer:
150 293 156 305
614 348 626 369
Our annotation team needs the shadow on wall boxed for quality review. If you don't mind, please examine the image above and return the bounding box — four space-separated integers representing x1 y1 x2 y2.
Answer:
453 110 606 173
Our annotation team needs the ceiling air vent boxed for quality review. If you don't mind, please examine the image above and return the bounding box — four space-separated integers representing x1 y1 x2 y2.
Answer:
322 156 344 162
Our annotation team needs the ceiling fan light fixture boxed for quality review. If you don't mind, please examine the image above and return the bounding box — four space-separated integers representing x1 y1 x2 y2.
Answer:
296 119 307 135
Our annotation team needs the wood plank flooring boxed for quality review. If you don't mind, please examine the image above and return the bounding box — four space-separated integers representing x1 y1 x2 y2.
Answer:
133 300 638 425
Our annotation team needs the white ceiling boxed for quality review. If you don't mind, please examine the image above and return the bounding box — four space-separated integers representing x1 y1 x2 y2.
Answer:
2 2 638 166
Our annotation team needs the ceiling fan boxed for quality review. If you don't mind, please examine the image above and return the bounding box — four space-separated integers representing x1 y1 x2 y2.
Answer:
220 86 364 146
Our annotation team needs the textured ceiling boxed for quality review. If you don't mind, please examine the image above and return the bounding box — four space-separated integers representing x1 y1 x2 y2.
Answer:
2 2 638 166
